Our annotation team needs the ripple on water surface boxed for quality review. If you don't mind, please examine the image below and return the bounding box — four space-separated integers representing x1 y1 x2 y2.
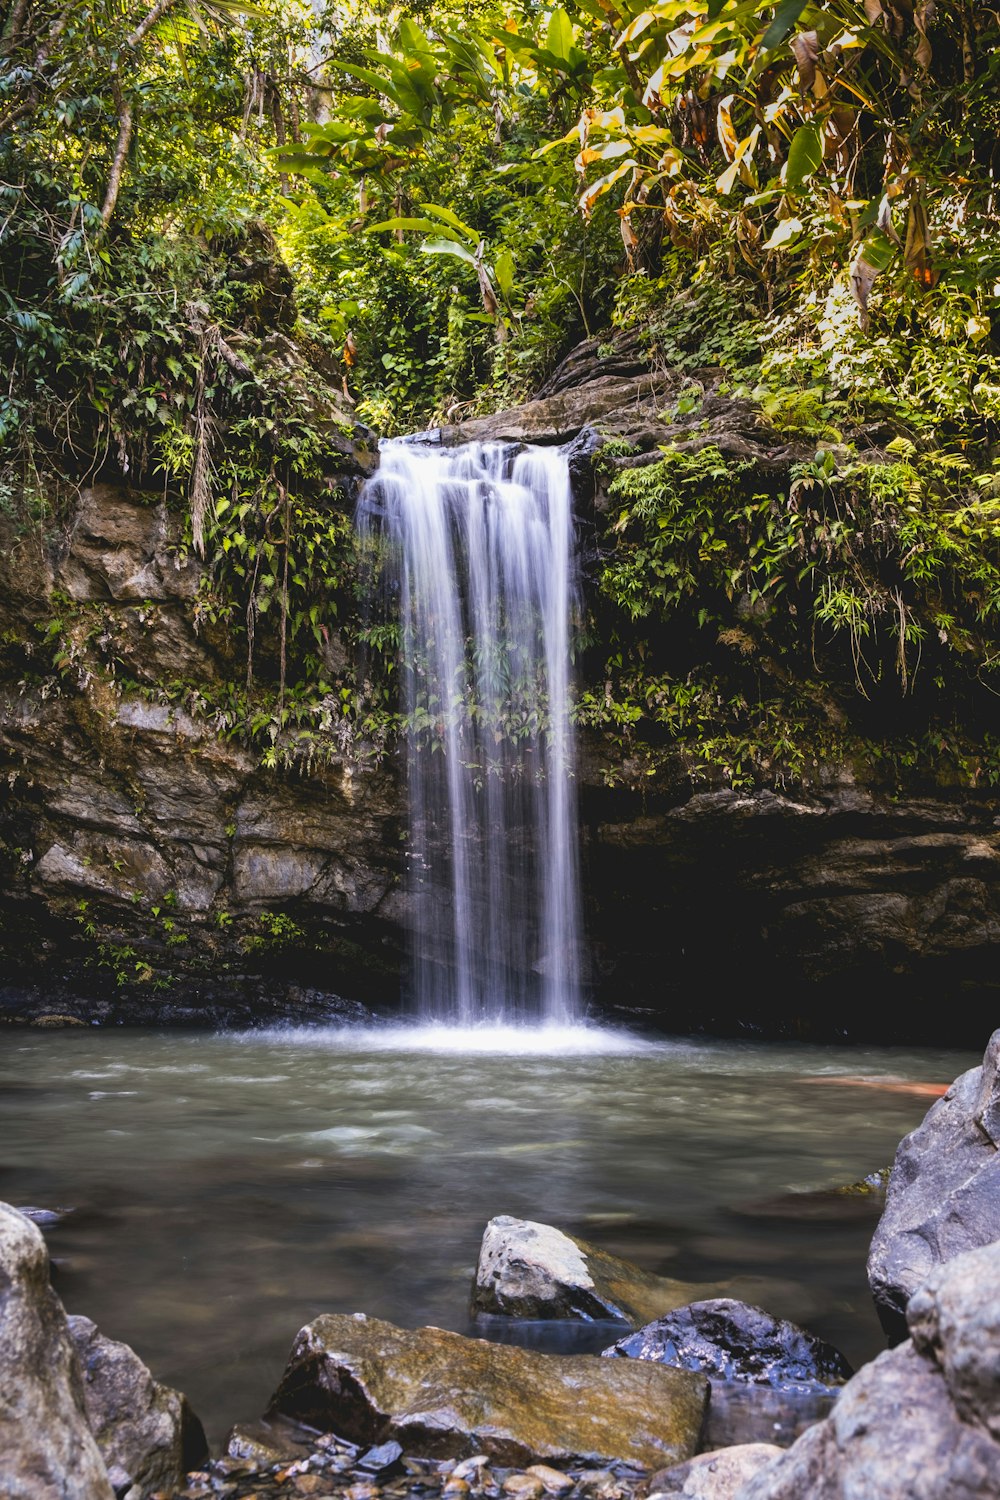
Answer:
0 1020 977 1448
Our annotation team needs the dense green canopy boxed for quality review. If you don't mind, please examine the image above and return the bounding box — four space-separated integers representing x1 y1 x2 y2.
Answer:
3 1 1000 783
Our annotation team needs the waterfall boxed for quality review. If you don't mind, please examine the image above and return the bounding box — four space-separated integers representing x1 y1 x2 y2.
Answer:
357 440 583 1025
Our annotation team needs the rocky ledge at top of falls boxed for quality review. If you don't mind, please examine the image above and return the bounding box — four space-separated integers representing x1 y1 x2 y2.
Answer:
1 331 1000 1035
435 330 809 473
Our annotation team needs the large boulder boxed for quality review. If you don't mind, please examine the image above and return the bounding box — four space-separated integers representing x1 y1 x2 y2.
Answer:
737 1241 1000 1499
472 1216 709 1325
906 1240 1000 1442
68 1315 208 1496
867 1028 1000 1340
267 1311 708 1469
0 1203 113 1499
645 1445 783 1499
603 1300 852 1393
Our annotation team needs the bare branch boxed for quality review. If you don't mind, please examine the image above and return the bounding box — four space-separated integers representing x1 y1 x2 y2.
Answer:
35 1 70 65
99 85 134 228
0 98 33 132
1 0 33 54
216 335 254 379
126 0 183 51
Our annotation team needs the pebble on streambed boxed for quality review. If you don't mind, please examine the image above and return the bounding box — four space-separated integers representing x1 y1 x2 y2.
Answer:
166 1440 653 1500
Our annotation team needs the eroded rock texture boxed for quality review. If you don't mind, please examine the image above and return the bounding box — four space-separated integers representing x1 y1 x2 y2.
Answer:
69 1315 208 1495
0 478 405 1025
267 1311 708 1470
868 1028 1000 1340
737 1242 1000 1500
0 1203 113 1500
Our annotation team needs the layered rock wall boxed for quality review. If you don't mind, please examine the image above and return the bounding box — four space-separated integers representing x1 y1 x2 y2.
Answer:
2 349 1000 1037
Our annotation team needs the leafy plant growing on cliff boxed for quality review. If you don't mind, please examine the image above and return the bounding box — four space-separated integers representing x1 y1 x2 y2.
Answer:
583 435 1000 786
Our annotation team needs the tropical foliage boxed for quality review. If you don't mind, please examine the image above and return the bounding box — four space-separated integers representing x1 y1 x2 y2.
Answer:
3 0 1000 783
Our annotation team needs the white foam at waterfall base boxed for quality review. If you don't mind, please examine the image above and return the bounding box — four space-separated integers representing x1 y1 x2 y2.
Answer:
357 439 584 1028
237 1021 657 1056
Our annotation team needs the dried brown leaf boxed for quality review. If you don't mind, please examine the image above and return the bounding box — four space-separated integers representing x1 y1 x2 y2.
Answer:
789 30 820 92
717 94 738 161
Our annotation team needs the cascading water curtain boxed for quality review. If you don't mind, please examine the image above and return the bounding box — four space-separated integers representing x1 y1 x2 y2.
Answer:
357 440 583 1025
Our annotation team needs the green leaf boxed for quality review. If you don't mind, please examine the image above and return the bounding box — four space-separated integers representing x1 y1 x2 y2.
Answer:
397 17 433 57
418 202 479 243
760 0 811 53
762 216 804 249
328 59 396 97
547 7 574 63
420 238 478 267
858 228 895 271
494 247 515 299
786 124 823 189
368 217 465 244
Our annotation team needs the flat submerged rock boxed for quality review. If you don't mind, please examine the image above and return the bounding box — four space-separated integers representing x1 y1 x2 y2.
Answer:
267 1312 708 1470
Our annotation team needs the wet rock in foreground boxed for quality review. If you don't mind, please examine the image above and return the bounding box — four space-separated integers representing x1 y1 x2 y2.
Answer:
644 1444 783 1499
268 1311 708 1469
602 1300 852 1393
739 1241 1000 1499
472 1217 708 1326
69 1314 209 1495
868 1026 1000 1342
0 1202 113 1500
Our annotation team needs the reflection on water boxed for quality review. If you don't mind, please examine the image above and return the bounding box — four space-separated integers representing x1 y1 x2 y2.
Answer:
0 1024 976 1447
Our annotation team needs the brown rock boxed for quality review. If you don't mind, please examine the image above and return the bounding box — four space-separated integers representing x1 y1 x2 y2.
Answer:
525 1465 574 1493
268 1312 707 1469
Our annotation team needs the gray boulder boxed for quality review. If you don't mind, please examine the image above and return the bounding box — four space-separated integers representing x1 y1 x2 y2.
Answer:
906 1240 1000 1442
68 1315 208 1496
867 1028 1000 1340
267 1310 708 1469
603 1300 852 1392
0 1202 113 1499
737 1241 1000 1499
646 1445 783 1499
472 1216 708 1325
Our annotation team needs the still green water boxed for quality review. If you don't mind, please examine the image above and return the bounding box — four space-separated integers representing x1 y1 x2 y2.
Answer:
0 1023 977 1446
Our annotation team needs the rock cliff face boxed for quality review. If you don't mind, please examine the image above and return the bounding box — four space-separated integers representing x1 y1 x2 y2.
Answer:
2 344 999 1039
0 468 405 1026
581 774 1000 1040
